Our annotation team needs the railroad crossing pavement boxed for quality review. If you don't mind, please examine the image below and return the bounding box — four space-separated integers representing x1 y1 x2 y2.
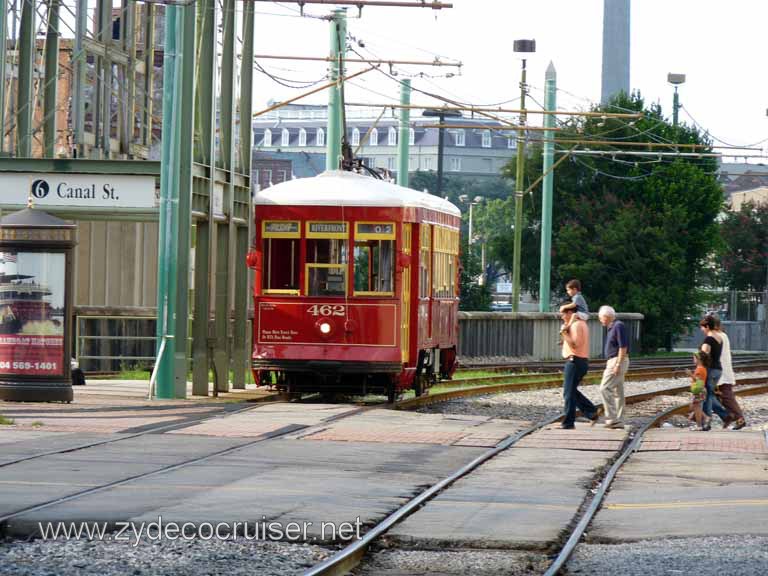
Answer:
387 423 629 548
1 400 766 548
588 428 768 542
73 379 276 401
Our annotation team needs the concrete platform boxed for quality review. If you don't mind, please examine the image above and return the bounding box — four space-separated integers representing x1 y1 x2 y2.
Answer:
589 428 768 542
388 423 630 549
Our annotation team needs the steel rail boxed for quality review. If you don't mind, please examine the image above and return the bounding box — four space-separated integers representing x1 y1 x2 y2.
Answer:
302 414 562 576
397 374 768 411
544 382 768 575
0 394 289 469
307 380 768 575
0 402 373 534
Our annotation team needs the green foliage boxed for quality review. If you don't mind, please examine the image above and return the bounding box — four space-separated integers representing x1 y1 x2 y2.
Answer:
459 237 492 311
0 415 15 425
718 201 768 291
410 172 512 206
496 92 723 351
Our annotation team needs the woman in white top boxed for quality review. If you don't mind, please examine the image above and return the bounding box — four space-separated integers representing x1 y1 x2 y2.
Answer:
712 316 746 430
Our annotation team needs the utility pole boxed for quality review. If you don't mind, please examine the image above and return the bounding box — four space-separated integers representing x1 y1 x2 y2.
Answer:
0 0 6 154
511 39 535 311
538 62 556 312
397 79 411 187
43 0 60 157
326 9 347 170
15 0 34 156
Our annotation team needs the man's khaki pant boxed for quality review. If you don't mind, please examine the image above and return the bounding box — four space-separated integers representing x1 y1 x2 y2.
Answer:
600 356 629 423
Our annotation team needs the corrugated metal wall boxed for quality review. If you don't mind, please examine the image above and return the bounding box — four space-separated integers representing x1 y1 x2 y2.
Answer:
458 312 643 360
74 221 158 308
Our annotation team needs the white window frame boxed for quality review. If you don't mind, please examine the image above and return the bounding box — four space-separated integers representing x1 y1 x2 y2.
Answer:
455 129 465 147
281 128 290 147
298 128 307 147
351 127 360 147
388 126 397 146
263 129 272 147
481 129 492 148
316 128 325 147
369 128 378 146
408 127 415 146
508 132 516 149
387 157 396 170
449 157 461 172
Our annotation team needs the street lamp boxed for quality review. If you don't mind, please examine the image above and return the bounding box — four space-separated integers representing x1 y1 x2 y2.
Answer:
423 108 462 197
511 38 535 311
459 194 486 284
667 73 686 128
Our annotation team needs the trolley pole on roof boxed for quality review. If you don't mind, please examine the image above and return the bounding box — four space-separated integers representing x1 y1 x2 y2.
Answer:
397 79 411 187
538 62 556 312
326 9 347 170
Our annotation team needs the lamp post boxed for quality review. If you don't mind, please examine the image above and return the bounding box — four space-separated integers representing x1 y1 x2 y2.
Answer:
511 38 535 311
423 108 462 197
668 73 685 128
459 194 485 284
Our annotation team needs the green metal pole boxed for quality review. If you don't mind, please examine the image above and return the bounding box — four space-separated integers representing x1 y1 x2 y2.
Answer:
397 79 411 187
191 0 217 396
73 0 88 156
232 0 255 390
511 59 528 312
0 0 7 154
326 8 346 171
171 1 196 398
16 0 34 156
155 5 181 399
538 62 556 312
43 0 60 158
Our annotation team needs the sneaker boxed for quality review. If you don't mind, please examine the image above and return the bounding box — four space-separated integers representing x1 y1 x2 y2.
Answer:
606 421 624 429
702 423 711 431
588 413 600 427
732 419 747 430
559 423 575 429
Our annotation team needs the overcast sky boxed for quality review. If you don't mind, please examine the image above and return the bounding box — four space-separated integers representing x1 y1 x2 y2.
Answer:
252 0 768 161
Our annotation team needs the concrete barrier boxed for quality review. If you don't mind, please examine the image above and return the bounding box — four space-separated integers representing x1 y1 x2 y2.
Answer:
458 312 644 361
675 320 768 352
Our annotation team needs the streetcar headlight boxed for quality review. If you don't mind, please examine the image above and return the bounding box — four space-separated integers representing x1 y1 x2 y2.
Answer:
319 322 332 335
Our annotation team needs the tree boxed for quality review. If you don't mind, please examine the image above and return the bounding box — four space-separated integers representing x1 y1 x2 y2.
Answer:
719 201 768 292
495 92 723 351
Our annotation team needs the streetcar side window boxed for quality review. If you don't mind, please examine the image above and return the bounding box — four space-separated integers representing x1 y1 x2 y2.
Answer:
419 224 431 299
306 222 348 297
262 221 300 295
353 222 395 297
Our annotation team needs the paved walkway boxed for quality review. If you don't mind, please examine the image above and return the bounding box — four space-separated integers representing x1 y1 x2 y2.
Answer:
1 396 766 548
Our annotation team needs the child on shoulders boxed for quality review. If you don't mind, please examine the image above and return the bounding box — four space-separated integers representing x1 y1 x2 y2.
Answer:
566 279 590 321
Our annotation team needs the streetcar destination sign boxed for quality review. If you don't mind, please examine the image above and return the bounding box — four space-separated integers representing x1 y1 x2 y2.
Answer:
1 173 157 209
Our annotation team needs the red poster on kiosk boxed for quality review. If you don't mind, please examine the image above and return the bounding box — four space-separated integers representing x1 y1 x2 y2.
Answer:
0 251 65 376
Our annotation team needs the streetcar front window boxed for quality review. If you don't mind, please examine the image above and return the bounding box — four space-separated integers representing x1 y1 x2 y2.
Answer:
262 238 300 294
354 240 394 295
305 222 348 297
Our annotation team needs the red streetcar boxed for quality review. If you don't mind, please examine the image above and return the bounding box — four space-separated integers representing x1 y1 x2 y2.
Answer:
248 170 461 401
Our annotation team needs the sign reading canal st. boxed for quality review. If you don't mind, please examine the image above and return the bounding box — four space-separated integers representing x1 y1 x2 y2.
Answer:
2 173 156 209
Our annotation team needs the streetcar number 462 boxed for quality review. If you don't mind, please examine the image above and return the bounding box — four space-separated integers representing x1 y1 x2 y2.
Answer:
307 304 345 317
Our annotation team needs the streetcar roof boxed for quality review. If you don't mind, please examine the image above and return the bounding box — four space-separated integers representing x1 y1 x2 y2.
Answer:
254 171 461 217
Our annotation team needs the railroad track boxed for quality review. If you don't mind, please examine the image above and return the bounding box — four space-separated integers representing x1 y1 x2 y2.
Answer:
304 381 768 576
456 353 767 374
404 367 768 410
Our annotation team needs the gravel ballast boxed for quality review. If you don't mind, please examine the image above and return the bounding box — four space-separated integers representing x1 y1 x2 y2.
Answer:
354 549 549 575
0 537 332 576
568 535 768 576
